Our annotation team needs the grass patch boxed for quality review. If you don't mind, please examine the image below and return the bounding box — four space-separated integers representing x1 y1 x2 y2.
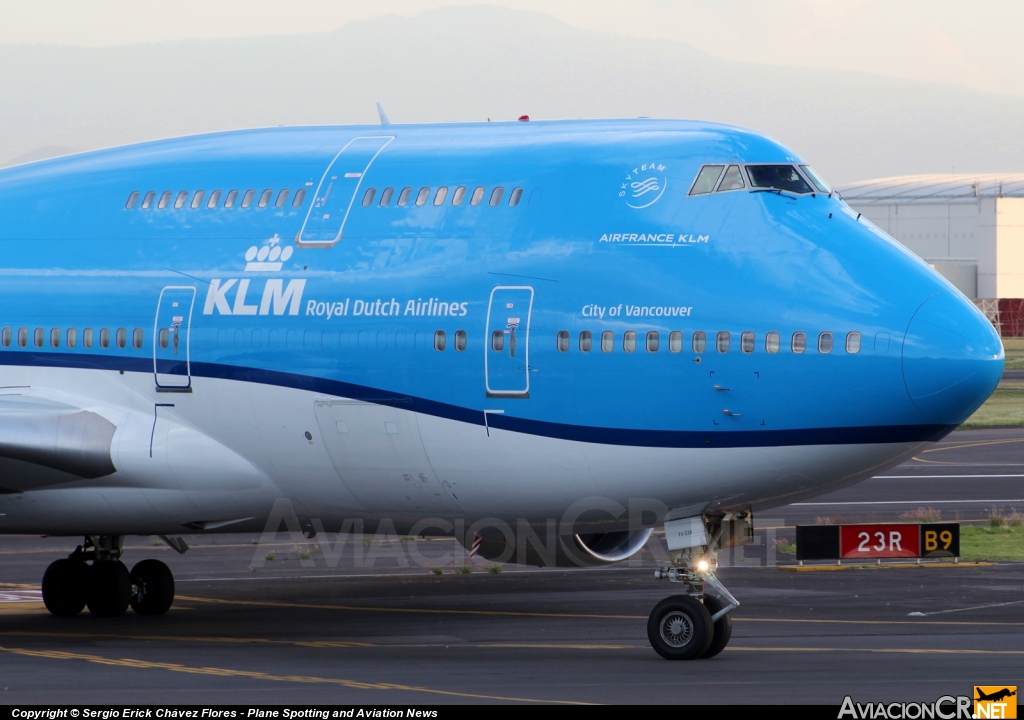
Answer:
264 552 276 561
962 381 1024 428
1001 336 1024 370
960 525 1024 561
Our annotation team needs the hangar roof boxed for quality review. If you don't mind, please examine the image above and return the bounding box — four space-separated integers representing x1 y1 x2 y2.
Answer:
837 174 1024 204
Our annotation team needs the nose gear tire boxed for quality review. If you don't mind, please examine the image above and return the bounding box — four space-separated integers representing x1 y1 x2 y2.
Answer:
647 595 714 660
700 595 733 658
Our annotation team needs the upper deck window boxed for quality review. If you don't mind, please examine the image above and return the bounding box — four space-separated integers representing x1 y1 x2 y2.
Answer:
191 190 205 209
509 188 523 206
434 187 448 205
415 187 430 206
717 165 745 192
452 186 466 206
174 191 189 209
397 187 412 206
275 189 290 208
292 188 307 207
258 189 272 208
141 191 155 209
125 191 139 210
471 187 485 206
689 165 724 195
224 190 238 208
362 188 376 207
746 165 813 194
489 187 504 206
207 190 222 208
799 165 832 194
157 191 171 210
379 187 394 206
241 190 255 208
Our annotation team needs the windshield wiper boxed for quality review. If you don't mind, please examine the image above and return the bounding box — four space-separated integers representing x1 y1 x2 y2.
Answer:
749 187 801 199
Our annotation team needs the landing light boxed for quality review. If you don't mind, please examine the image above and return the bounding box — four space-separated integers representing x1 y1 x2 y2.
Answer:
697 559 710 573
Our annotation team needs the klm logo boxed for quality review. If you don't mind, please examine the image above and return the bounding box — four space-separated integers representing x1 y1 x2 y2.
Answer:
203 278 306 316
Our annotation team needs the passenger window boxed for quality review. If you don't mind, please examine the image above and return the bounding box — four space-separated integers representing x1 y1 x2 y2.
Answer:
125 191 139 209
258 189 272 208
692 331 706 353
379 187 394 206
717 165 744 192
601 331 614 353
292 188 307 207
623 331 636 353
415 187 430 206
157 191 171 209
792 332 806 354
489 187 504 206
471 187 485 206
454 330 467 352
159 328 169 350
66 327 77 349
17 327 27 348
716 331 730 353
579 330 593 352
241 190 255 208
398 187 412 206
99 328 110 349
746 165 813 194
669 331 682 353
846 331 861 354
276 189 289 208
362 188 376 207
434 330 446 351
434 187 448 205
133 328 144 349
646 331 659 352
224 190 238 208
190 190 205 209
50 327 60 348
741 331 754 353
1 327 10 348
509 188 523 206
34 327 43 348
116 328 127 349
452 186 466 205
174 191 189 209
689 165 725 195
141 191 155 209
491 330 504 352
207 190 222 208
556 330 569 352
83 328 93 349
818 332 833 354
766 331 780 354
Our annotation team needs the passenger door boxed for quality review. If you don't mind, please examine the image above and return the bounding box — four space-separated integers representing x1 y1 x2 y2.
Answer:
485 286 534 398
154 286 196 391
297 136 394 246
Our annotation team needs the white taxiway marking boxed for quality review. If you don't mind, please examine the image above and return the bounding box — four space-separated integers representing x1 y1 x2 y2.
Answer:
908 599 1024 617
0 591 42 604
792 499 1024 506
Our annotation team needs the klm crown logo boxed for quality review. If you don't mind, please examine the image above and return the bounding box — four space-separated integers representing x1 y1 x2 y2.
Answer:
245 234 294 272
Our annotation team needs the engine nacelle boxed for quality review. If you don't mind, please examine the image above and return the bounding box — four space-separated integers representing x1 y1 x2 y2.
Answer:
459 525 653 568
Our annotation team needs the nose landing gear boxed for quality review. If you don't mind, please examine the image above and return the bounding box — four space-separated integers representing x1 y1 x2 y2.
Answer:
648 547 739 660
40 536 176 618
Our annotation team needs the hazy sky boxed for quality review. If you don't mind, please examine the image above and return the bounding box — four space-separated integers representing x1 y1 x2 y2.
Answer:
0 0 1020 97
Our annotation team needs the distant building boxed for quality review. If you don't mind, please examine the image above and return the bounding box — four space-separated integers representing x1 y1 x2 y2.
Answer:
838 174 1024 301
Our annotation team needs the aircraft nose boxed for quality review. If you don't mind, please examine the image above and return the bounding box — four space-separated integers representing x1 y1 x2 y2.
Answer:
902 291 1004 424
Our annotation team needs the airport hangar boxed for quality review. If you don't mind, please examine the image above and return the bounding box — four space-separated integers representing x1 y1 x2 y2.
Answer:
838 173 1024 335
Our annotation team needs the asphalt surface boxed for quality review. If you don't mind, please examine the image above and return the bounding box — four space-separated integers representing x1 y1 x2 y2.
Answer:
0 428 1022 705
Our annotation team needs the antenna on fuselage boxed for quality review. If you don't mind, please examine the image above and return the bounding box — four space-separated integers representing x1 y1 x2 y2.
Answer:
376 102 391 127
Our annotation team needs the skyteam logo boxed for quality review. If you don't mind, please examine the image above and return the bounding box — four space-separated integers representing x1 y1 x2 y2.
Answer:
245 234 295 272
620 162 668 209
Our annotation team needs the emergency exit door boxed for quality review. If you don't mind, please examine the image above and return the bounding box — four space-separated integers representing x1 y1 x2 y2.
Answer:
154 286 195 391
297 136 394 245
485 286 534 398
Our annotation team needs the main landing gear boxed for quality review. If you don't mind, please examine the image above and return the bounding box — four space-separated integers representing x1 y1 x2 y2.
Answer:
648 548 738 660
41 536 175 618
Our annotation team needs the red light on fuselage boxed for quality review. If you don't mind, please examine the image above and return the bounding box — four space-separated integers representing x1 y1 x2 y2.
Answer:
518 115 530 122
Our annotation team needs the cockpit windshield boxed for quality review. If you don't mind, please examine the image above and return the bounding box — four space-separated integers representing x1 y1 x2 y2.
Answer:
799 165 831 193
746 165 813 194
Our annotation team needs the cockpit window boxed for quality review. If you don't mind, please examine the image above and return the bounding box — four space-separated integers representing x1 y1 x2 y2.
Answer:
799 165 832 194
689 165 725 195
746 165 813 194
716 164 744 192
